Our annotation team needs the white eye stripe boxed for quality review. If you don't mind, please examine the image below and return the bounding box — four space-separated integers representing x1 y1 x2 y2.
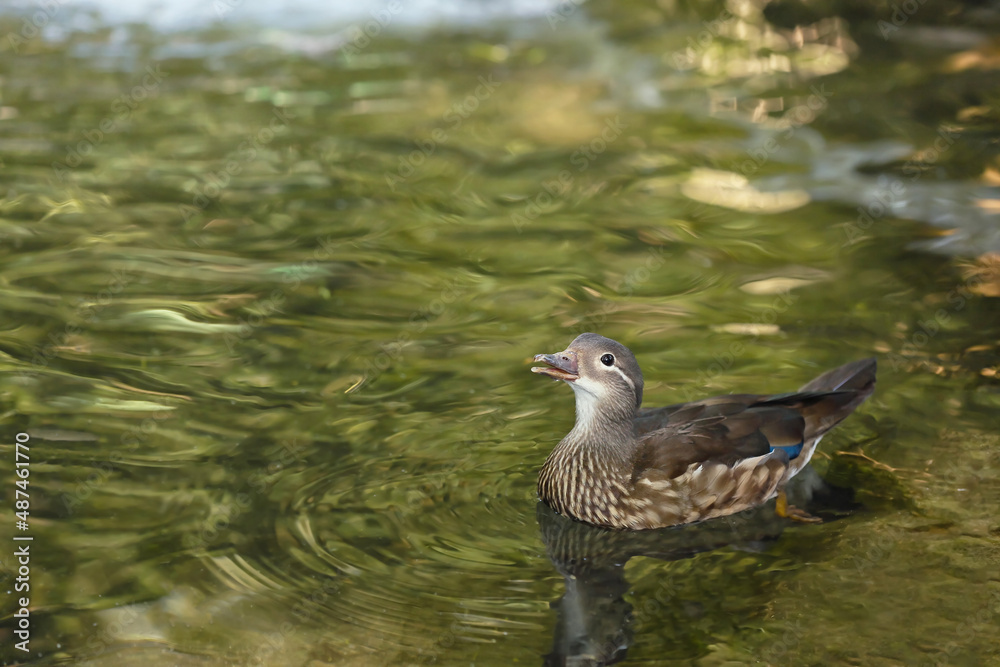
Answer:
609 364 634 392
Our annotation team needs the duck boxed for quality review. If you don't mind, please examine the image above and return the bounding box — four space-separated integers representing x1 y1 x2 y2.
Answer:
530 333 876 530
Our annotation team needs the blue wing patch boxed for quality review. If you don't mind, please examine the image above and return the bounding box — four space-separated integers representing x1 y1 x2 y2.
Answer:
770 442 803 460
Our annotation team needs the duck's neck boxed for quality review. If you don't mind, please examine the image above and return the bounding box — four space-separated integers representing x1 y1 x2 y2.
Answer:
542 387 638 484
569 405 635 459
573 382 636 436
558 425 635 471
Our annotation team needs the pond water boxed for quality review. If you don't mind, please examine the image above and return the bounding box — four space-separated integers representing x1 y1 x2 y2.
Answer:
1 0 999 665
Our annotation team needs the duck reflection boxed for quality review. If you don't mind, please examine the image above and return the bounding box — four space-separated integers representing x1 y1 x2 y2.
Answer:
538 468 856 666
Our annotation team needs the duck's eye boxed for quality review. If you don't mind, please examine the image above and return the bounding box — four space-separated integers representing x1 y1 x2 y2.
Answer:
600 354 615 367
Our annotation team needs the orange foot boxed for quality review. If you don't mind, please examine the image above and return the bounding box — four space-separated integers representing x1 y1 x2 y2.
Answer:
775 489 822 524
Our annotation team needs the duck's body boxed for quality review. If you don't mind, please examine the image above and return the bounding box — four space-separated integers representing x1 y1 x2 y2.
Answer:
531 333 876 530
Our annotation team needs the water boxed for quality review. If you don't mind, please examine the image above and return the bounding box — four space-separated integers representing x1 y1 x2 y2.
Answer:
1 0 999 665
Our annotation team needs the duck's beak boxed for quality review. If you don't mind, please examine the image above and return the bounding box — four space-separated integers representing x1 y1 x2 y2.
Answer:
531 349 579 382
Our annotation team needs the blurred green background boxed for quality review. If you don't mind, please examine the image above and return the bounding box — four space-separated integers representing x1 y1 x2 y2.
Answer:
0 0 999 665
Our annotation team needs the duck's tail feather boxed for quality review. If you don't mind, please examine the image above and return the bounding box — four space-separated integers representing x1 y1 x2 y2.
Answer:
798 357 877 394
797 357 877 440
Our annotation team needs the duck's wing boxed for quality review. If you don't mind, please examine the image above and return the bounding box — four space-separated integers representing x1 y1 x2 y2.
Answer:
625 411 792 528
632 398 805 479
633 358 877 456
624 377 876 529
633 388 870 473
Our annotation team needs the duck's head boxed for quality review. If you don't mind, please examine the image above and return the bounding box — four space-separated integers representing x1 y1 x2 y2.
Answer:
531 333 644 427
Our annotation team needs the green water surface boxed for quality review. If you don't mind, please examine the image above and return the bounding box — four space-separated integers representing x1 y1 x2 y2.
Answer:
0 1 999 665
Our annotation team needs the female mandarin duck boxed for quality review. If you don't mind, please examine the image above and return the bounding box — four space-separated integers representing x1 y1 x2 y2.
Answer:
531 333 876 530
